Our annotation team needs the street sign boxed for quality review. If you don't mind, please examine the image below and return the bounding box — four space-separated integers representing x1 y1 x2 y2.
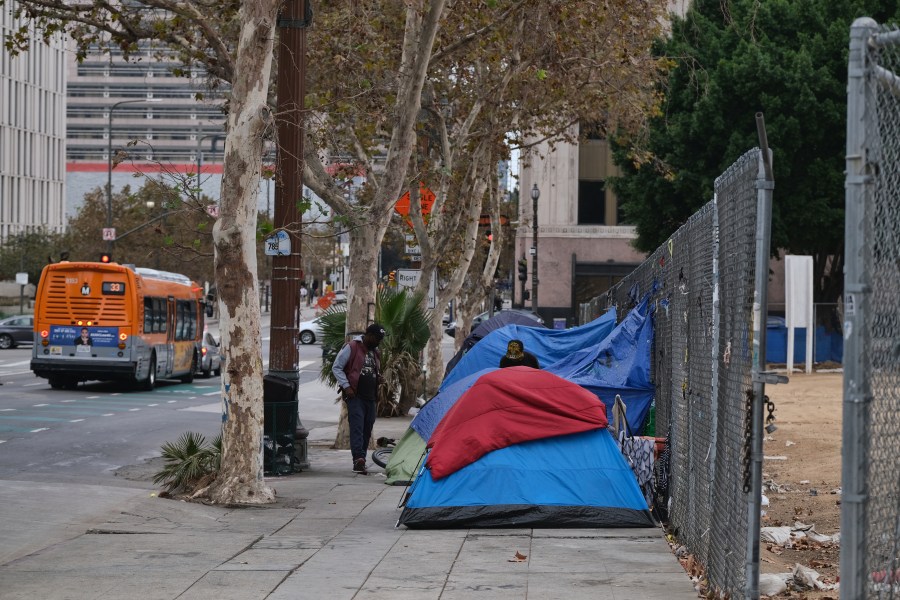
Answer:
102 228 116 241
15 272 28 285
264 230 291 256
396 268 436 309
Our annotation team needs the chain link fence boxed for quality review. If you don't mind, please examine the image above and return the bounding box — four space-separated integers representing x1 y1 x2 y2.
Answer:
841 18 900 599
578 147 772 597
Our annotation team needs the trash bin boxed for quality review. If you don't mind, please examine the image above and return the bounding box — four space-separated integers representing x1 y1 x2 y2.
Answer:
263 374 298 475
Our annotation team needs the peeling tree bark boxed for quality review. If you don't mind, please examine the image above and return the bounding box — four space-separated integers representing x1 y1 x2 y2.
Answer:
207 0 280 505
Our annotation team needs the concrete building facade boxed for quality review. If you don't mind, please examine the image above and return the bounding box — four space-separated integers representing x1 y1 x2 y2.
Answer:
516 129 645 326
0 1 67 244
64 42 227 219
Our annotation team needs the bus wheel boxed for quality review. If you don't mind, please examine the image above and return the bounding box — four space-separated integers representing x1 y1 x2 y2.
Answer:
181 354 196 384
49 377 64 389
63 377 79 390
141 355 157 390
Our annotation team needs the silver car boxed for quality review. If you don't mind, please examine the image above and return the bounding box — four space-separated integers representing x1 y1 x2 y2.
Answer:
198 331 222 377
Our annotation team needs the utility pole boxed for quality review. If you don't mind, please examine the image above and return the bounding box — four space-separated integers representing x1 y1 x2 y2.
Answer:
269 0 311 469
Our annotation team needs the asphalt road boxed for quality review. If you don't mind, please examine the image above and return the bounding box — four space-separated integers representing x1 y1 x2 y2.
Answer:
0 326 324 486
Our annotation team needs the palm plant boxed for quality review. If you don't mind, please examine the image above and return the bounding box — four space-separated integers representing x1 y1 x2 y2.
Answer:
152 431 221 494
318 287 431 416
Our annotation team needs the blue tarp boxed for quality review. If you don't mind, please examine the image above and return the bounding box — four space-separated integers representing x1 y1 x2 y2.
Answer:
444 312 546 377
547 299 655 433
440 307 618 391
766 325 843 364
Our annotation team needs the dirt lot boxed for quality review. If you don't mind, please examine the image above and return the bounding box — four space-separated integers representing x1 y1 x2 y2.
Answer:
682 371 843 598
756 370 843 598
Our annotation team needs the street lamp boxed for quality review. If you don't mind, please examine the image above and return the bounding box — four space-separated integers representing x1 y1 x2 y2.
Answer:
196 133 222 192
107 98 162 254
531 183 540 312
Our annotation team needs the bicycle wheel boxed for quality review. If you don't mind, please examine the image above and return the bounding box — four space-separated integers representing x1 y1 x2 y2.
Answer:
372 447 393 468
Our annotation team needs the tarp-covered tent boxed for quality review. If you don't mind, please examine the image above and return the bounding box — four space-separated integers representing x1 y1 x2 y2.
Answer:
444 312 547 377
384 302 655 485
440 307 617 391
398 368 654 529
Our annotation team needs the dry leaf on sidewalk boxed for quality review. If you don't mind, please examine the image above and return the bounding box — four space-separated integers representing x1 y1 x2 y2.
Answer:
508 551 527 562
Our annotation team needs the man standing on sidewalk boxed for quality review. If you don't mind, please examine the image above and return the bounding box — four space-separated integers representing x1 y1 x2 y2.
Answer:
331 323 386 474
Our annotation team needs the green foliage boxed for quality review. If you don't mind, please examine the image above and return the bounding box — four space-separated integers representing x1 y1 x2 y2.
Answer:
0 229 68 284
59 180 219 284
152 432 221 494
318 287 432 416
610 0 900 302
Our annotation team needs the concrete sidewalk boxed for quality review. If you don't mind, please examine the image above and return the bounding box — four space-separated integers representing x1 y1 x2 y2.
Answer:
0 312 701 600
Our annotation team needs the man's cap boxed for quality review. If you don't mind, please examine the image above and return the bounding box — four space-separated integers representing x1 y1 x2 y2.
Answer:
505 339 524 360
366 323 386 340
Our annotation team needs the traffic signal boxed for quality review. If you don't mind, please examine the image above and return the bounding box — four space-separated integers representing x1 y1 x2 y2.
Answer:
517 258 527 281
99 253 112 264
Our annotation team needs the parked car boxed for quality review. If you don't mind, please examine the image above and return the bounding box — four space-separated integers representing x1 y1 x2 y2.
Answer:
444 309 543 338
198 331 222 377
332 290 347 304
299 317 324 345
0 315 34 349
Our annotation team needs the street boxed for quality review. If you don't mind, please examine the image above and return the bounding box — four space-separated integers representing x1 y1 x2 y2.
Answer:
0 325 324 486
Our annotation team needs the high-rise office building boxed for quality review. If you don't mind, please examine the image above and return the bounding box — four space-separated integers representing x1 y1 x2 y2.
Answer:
65 42 227 217
0 1 67 244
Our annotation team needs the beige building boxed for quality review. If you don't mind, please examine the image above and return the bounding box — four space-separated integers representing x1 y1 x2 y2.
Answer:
516 128 644 326
515 0 692 326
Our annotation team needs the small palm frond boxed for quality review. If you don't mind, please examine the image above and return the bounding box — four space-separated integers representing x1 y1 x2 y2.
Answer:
152 431 220 493
317 307 348 386
318 287 432 415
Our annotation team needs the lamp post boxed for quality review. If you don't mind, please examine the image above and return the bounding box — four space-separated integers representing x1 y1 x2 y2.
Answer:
106 98 161 254
196 133 222 193
530 183 540 312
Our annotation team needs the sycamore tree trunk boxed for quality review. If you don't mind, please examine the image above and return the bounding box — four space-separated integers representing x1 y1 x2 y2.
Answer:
303 2 447 445
207 0 279 505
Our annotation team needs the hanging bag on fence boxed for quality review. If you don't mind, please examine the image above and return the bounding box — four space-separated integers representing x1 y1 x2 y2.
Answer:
611 394 656 507
651 426 671 522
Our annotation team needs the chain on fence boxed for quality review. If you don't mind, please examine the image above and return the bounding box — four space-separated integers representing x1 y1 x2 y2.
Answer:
579 148 766 597
842 19 900 599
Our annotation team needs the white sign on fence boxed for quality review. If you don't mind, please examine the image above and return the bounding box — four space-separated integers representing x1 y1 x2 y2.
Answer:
396 268 436 309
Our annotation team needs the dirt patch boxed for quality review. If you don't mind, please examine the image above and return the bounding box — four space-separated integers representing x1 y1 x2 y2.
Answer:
756 370 842 598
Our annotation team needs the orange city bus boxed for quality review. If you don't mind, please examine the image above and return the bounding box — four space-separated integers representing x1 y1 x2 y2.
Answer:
30 261 211 390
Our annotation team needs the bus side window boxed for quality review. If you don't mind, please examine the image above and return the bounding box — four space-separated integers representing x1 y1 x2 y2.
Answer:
175 300 188 341
189 302 197 340
157 298 167 333
144 297 154 333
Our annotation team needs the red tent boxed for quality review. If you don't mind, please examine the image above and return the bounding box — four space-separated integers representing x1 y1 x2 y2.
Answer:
426 367 608 480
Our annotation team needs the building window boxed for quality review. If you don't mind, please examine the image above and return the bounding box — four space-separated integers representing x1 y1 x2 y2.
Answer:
578 180 606 225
